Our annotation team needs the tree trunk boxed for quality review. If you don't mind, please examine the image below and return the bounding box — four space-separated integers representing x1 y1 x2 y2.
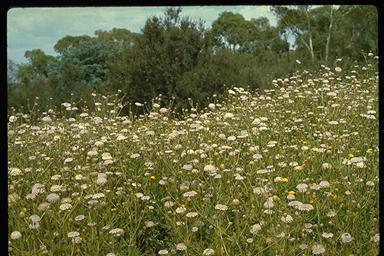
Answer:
325 6 334 64
304 9 315 62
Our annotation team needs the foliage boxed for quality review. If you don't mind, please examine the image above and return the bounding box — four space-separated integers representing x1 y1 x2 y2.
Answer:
7 6 378 116
7 56 379 255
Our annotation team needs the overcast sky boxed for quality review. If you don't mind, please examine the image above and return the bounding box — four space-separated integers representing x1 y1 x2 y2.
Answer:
7 6 277 64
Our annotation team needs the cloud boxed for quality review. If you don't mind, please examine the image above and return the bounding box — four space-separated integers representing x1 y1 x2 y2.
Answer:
7 6 277 63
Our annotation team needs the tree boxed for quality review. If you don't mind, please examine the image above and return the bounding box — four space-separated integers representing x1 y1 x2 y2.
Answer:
54 35 93 54
7 59 19 84
332 5 378 60
106 7 209 111
16 49 58 84
94 28 140 49
271 6 316 62
211 11 250 52
54 37 120 87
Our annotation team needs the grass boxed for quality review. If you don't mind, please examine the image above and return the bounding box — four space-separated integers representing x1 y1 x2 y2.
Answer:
8 55 379 255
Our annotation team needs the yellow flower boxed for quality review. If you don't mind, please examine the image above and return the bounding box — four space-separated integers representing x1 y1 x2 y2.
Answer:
150 176 156 180
281 177 289 183
348 153 354 158
288 190 296 195
331 194 337 200
367 148 373 153
302 140 307 144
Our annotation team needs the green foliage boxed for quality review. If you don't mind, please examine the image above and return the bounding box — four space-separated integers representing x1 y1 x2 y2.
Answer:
7 6 378 117
106 8 209 113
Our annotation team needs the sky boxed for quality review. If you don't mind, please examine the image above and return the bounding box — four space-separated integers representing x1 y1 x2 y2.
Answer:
7 6 277 64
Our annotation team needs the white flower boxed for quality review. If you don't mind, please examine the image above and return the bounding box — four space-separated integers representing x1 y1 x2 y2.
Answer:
227 135 236 141
158 249 168 255
46 193 60 203
215 204 228 211
263 198 274 209
102 153 112 160
228 89 236 95
203 164 217 173
182 164 193 171
32 183 45 194
186 212 198 218
252 118 261 126
42 116 52 122
281 214 293 223
329 120 338 125
29 214 41 223
370 233 379 242
208 103 216 110
183 191 197 199
312 244 325 254
164 201 174 208
9 115 17 122
50 185 65 192
59 203 72 211
130 153 140 159
92 193 105 199
298 203 314 211
67 231 80 238
145 221 155 228
322 232 334 239
299 243 307 250
335 67 342 72
288 200 302 209
160 108 168 113
109 228 125 237
340 233 353 243
116 134 127 141
97 173 108 185
203 248 215 256
319 181 330 188
176 243 187 251
224 113 234 119
74 215 85 221
9 168 22 176
350 156 364 163
62 102 71 108
10 231 22 240
234 174 245 180
250 223 262 234
366 181 374 186
296 183 308 192
286 194 295 200
176 207 186 214
253 187 265 194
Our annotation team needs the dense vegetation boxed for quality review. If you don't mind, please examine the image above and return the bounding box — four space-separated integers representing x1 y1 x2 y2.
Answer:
7 5 378 116
7 5 379 255
8 53 379 255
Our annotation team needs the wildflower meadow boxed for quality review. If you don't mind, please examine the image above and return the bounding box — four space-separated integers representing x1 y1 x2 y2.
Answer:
8 55 379 255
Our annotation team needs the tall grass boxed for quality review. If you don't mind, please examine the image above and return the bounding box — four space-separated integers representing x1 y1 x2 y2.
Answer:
8 54 379 255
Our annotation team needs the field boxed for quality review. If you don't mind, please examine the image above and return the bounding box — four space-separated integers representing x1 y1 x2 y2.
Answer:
8 55 379 255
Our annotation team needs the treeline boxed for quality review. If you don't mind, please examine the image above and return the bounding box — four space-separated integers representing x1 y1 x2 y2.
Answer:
7 5 378 116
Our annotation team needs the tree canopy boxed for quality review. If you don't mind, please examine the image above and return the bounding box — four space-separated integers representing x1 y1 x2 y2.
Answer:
8 6 378 116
